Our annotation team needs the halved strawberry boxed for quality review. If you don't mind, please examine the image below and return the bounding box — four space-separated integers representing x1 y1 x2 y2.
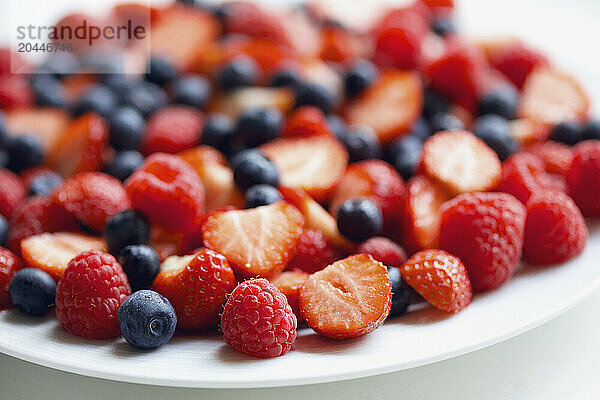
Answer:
283 106 332 138
260 135 348 203
524 141 573 177
319 25 364 63
509 118 551 146
270 270 309 320
345 70 422 143
149 225 185 262
201 201 304 279
298 254 391 339
5 108 70 156
421 130 502 194
518 67 590 125
210 87 295 119
21 232 107 281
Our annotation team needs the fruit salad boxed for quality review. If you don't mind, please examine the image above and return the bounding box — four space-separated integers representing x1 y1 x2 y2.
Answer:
1 0 599 359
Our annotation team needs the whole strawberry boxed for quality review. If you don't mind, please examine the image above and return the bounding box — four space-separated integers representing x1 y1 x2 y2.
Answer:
523 190 587 265
567 140 600 217
221 278 297 358
56 250 131 339
0 247 22 308
439 192 526 291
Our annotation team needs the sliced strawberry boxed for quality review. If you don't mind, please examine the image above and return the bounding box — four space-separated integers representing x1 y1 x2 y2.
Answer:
149 225 185 262
319 25 364 63
286 228 341 274
518 67 590 125
509 118 551 146
21 232 107 281
298 254 391 339
270 270 309 321
421 130 502 194
5 108 70 156
202 201 304 279
210 87 295 119
260 135 348 203
345 70 422 143
524 141 573 177
222 2 290 46
283 106 332 138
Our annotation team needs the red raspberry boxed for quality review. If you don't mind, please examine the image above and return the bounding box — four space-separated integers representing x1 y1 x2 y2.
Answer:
356 236 407 268
53 172 131 233
523 190 587 265
221 278 297 358
286 228 341 274
126 153 206 233
439 192 526 292
0 74 33 109
141 106 204 156
0 247 23 308
567 140 600 217
152 249 237 331
56 250 131 339
283 106 332 138
0 169 26 220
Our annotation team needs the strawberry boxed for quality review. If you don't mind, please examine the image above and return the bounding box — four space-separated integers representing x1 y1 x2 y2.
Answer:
0 247 22 308
53 172 131 233
401 249 472 313
319 25 364 63
421 130 502 194
0 48 28 74
21 232 107 281
282 106 332 138
298 254 391 339
567 140 600 217
270 270 309 321
518 67 590 125
148 225 185 262
141 106 204 155
286 228 341 274
5 108 70 157
508 118 551 146
488 41 549 89
439 192 526 291
523 190 587 265
126 153 206 233
356 236 407 268
260 135 348 203
152 249 237 331
373 12 428 70
210 87 295 119
53 14 104 53
345 70 422 144
329 160 405 236
0 74 33 109
398 175 452 255
47 113 108 177
0 169 25 220
202 201 304 279
524 141 573 177
222 2 290 47
419 0 454 12
371 6 429 40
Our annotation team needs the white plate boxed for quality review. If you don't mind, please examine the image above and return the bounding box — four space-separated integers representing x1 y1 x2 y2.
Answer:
2 0 600 389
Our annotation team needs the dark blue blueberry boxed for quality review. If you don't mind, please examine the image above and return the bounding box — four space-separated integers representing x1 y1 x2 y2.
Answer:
170 74 211 109
0 150 7 168
122 82 168 118
550 121 585 146
478 86 519 120
71 85 118 119
410 117 432 141
473 114 517 161
9 268 56 316
104 210 150 255
31 75 66 108
423 88 450 119
118 290 177 349
0 111 7 149
341 125 382 162
232 151 279 190
336 199 383 242
327 115 347 142
146 57 178 86
201 113 235 154
0 214 7 247
389 135 423 180
7 135 45 173
230 149 261 169
28 171 62 197
118 245 161 291
430 112 465 132
217 56 259 91
583 120 600 141
431 17 455 37
344 59 378 97
108 107 146 151
269 69 302 88
37 52 80 78
294 82 334 114
245 184 282 208
236 108 283 148
387 267 410 318
102 74 139 98
105 151 144 182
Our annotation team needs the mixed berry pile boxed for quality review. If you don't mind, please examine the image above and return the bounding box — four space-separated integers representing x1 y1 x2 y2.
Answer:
0 0 599 359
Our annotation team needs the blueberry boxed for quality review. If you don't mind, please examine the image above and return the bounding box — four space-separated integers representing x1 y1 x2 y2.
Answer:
28 172 62 197
229 149 261 169
387 267 410 318
478 86 519 120
9 268 56 316
0 214 7 247
337 199 382 242
423 88 450 119
550 121 585 146
31 75 66 108
341 125 382 162
122 82 168 118
430 112 464 132
473 114 517 161
71 85 118 119
583 120 600 141
236 108 283 148
269 69 302 88
431 17 455 37
294 81 334 114
0 150 8 168
233 151 279 190
389 135 423 180
104 210 151 255
201 113 235 154
102 74 139 97
108 107 146 151
38 52 80 78
245 185 282 208
7 135 45 173
118 245 161 291
146 57 178 86
0 111 7 149
118 290 177 349
105 151 144 182
217 56 258 91
344 59 378 97
170 74 211 109
409 117 432 141
327 115 347 142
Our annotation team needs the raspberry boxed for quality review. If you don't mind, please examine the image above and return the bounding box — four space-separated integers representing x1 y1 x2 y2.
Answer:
0 247 23 308
53 172 131 233
523 190 587 265
126 153 206 233
141 106 204 155
356 236 407 268
286 228 340 274
567 140 600 217
56 250 131 339
283 106 332 138
0 169 26 220
221 278 297 358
